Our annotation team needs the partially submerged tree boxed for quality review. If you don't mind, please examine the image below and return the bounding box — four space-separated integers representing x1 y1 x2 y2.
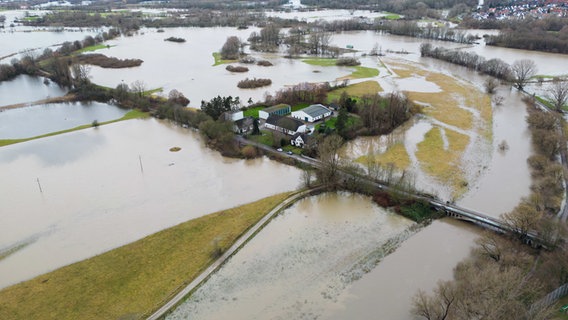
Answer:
511 59 537 90
220 36 241 60
317 134 344 188
548 79 568 112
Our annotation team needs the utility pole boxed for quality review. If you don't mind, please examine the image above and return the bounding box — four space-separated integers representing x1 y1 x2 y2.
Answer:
36 178 43 194
139 155 144 173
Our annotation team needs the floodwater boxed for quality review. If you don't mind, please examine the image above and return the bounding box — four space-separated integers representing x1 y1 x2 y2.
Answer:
327 219 482 320
167 192 417 320
87 27 355 107
0 118 302 289
0 75 67 107
0 101 127 139
0 7 553 317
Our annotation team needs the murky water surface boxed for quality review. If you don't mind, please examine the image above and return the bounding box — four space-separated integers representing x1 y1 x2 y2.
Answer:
0 101 127 139
0 75 68 107
167 192 415 320
0 118 301 288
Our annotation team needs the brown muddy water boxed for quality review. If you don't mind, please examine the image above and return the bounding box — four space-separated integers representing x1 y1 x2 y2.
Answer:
0 118 302 289
166 192 417 320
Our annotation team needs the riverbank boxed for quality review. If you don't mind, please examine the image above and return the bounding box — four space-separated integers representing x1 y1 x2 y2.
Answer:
0 192 294 320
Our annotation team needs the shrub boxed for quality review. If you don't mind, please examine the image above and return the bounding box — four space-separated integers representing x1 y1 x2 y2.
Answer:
257 60 273 66
164 37 186 43
226 65 249 72
237 78 272 89
336 57 361 66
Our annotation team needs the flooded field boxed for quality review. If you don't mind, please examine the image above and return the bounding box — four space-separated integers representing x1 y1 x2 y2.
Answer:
167 192 416 320
0 118 301 289
0 101 127 139
0 75 67 107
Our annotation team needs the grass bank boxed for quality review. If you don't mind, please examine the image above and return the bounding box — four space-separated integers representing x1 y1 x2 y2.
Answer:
327 80 383 102
0 192 293 320
75 44 112 54
212 52 237 66
0 109 148 147
302 59 379 80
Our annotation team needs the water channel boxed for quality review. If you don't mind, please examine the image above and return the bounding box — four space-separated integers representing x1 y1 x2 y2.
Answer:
0 7 566 318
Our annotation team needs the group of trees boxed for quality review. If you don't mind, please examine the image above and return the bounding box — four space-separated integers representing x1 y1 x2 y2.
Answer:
379 21 477 44
420 43 539 89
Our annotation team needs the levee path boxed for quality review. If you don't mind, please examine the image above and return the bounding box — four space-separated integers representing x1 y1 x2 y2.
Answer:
146 187 323 320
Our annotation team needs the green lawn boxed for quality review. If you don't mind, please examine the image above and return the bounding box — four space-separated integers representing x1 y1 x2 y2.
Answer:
212 52 238 66
381 12 402 20
327 80 383 102
302 58 378 80
243 106 265 118
302 58 337 67
75 44 113 54
352 66 379 79
0 192 293 320
315 115 358 131
248 130 274 147
0 110 149 147
292 102 311 112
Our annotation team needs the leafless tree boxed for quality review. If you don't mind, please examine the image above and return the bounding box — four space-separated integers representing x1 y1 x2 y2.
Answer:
548 79 568 111
511 59 537 90
317 134 344 188
484 77 499 94
220 36 241 60
130 80 146 98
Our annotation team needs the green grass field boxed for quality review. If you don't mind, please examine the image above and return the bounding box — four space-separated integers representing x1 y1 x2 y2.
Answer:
243 106 265 118
0 192 293 320
75 44 112 54
327 80 383 102
212 52 238 66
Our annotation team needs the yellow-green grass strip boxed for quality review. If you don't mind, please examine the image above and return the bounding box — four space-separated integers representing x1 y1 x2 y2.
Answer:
0 110 149 147
327 80 383 102
356 142 410 170
416 127 470 198
302 58 337 67
0 192 293 320
212 52 238 66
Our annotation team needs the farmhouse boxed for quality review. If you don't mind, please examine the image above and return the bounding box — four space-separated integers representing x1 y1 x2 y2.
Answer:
291 104 332 122
264 114 307 136
233 116 254 134
259 104 291 120
290 132 310 148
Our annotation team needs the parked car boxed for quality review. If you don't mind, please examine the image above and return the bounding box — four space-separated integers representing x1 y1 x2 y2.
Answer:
287 151 293 155
277 148 283 152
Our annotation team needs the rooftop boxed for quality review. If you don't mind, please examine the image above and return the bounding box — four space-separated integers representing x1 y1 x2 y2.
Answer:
298 104 331 118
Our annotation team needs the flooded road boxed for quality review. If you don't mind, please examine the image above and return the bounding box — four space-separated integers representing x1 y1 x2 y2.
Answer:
0 118 301 289
167 192 416 320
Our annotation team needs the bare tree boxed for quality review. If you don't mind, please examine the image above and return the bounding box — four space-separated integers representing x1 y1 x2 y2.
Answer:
484 78 499 94
548 79 568 111
220 36 241 60
511 59 537 90
71 63 91 86
317 134 344 188
130 80 146 98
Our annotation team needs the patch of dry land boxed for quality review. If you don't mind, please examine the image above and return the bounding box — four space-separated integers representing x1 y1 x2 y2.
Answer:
368 58 492 199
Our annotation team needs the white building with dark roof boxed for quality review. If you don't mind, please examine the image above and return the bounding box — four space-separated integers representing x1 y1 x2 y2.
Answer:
264 114 307 136
291 104 332 122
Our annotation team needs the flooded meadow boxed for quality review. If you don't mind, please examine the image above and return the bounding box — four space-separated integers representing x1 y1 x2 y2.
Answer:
0 6 566 318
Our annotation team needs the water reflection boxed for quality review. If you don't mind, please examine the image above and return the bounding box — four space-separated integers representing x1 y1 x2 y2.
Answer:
0 75 67 107
167 192 415 320
0 131 103 166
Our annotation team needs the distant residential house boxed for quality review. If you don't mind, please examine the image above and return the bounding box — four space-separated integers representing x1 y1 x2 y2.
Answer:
233 116 254 134
265 114 307 136
290 132 310 148
291 104 332 122
259 104 291 120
